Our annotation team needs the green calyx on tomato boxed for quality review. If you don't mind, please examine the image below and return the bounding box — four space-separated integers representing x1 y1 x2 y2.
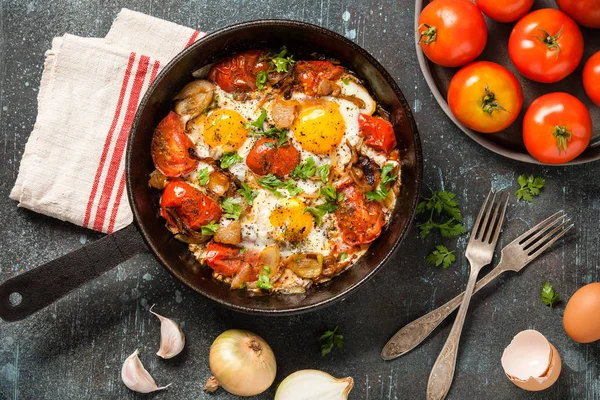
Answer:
418 24 437 45
552 125 572 154
481 86 507 115
535 26 563 57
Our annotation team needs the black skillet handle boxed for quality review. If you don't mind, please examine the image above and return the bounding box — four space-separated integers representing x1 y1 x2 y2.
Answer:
0 224 148 322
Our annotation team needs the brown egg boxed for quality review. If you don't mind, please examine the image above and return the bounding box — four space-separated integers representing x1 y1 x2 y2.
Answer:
563 282 600 343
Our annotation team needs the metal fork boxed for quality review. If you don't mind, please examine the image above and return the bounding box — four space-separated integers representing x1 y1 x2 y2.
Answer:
426 190 509 400
381 210 572 361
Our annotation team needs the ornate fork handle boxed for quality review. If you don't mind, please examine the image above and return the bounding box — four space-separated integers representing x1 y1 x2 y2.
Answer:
382 264 505 360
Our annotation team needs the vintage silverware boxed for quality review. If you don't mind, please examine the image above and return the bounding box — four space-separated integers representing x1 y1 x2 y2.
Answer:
427 190 508 400
381 210 572 361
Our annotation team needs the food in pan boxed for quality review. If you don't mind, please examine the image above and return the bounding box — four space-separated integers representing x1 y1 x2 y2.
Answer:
149 48 401 294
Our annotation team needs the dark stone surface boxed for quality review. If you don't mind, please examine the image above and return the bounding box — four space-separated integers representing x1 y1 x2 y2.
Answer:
0 1 599 399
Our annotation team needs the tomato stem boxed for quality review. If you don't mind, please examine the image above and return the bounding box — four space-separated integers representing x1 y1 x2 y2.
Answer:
535 26 563 58
552 125 571 154
481 86 506 114
418 24 437 45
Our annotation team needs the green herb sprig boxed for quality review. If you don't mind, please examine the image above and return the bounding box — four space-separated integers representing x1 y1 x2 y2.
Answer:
516 174 546 202
258 173 303 197
425 245 456 269
542 282 560 308
197 167 210 185
320 326 344 357
220 152 243 169
366 164 397 201
201 221 219 236
256 266 273 290
238 182 257 205
304 184 343 226
222 197 243 220
417 190 466 239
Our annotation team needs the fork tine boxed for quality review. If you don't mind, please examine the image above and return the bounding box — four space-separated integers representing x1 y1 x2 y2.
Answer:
521 214 568 249
471 190 492 241
483 191 505 243
527 223 574 260
476 191 497 241
488 192 509 245
509 210 566 247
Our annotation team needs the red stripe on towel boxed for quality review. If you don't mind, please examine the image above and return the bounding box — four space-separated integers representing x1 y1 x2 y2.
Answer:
82 52 136 229
185 30 201 48
93 55 150 232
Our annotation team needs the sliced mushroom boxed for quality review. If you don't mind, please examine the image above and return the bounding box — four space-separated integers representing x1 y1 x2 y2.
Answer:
214 220 241 245
207 170 231 197
174 80 216 119
356 155 380 189
148 169 168 190
271 99 299 129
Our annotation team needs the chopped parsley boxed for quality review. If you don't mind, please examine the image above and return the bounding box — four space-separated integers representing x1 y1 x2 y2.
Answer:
542 282 560 308
258 173 303 197
256 71 268 90
203 95 219 114
222 197 243 220
304 184 343 226
342 77 350 85
270 46 296 73
291 157 317 179
516 174 545 202
317 164 330 183
238 182 257 205
416 190 466 239
220 152 243 169
366 163 397 201
339 252 348 261
201 221 219 236
256 266 273 290
197 167 210 185
425 245 456 269
246 108 268 130
320 326 344 357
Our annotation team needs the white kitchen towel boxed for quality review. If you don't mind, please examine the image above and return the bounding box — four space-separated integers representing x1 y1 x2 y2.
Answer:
10 9 204 233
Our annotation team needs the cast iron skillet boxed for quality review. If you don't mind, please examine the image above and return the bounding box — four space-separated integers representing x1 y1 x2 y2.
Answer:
0 20 423 321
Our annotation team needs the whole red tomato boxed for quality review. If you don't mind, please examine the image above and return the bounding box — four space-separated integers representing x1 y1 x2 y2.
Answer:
208 50 269 93
245 137 300 177
508 9 583 83
556 0 600 28
475 0 533 23
151 111 198 177
160 181 222 231
583 51 600 106
334 183 385 246
418 0 487 67
523 93 592 164
448 62 523 133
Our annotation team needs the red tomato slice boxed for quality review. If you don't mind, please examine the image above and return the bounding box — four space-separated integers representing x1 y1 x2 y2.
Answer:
160 181 222 231
245 138 300 177
205 241 260 278
151 111 199 177
334 183 386 246
208 50 269 93
294 61 344 96
358 114 397 153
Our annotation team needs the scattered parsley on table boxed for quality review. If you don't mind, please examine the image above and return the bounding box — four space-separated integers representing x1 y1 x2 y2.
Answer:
516 174 545 202
417 190 466 239
542 282 560 308
425 245 456 269
320 326 344 357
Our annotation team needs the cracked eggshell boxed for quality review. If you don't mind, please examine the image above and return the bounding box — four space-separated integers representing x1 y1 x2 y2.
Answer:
501 330 561 391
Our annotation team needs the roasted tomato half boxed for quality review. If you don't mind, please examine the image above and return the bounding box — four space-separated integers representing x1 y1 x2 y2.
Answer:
246 137 301 177
151 111 198 177
358 114 397 153
294 61 344 96
208 50 270 93
161 181 222 231
205 241 260 278
334 183 386 246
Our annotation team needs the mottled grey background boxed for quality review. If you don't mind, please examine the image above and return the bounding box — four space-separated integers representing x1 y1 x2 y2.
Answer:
1 0 599 399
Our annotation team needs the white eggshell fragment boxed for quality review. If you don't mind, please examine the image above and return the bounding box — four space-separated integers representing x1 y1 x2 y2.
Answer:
501 329 562 391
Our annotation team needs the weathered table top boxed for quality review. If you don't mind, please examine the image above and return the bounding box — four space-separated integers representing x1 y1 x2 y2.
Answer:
1 0 599 399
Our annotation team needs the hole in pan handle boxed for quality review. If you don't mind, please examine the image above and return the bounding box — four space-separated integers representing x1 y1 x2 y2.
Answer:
0 224 147 322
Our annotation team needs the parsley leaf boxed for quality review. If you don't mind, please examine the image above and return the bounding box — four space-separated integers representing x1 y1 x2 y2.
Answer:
201 221 219 236
541 282 560 308
320 184 343 203
516 174 546 203
366 163 397 201
246 108 268 130
256 266 273 290
238 182 257 205
317 164 330 183
220 152 243 169
271 46 296 72
256 71 268 90
339 252 348 261
258 174 302 197
197 167 210 186
291 157 317 179
203 94 219 114
304 185 343 226
277 131 289 147
222 197 243 220
342 77 350 85
320 326 344 357
425 245 456 269
304 206 327 226
366 188 389 201
284 180 304 196
416 190 466 238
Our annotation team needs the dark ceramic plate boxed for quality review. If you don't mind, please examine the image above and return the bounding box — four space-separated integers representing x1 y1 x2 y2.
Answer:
415 0 600 165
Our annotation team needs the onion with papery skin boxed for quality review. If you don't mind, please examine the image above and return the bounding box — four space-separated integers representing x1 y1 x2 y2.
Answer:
207 329 276 396
275 369 353 400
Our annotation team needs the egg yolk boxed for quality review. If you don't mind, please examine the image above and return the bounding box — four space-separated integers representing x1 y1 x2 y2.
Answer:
203 109 248 152
269 198 313 242
293 102 345 154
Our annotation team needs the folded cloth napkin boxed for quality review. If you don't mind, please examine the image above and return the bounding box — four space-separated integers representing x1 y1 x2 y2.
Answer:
10 9 204 233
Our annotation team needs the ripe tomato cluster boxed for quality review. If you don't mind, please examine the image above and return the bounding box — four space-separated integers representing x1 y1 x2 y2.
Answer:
418 0 599 165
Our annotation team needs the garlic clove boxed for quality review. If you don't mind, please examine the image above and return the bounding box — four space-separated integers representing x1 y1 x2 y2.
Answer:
150 304 186 359
275 369 354 400
121 349 171 393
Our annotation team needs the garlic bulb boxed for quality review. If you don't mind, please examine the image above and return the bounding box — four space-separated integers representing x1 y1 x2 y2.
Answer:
150 305 185 359
275 369 354 400
121 349 171 393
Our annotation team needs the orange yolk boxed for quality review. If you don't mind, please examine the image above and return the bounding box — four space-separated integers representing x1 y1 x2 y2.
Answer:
292 101 345 154
203 109 248 152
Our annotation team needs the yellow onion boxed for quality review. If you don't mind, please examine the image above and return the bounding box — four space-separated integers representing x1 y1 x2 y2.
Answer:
275 369 353 400
207 329 276 396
